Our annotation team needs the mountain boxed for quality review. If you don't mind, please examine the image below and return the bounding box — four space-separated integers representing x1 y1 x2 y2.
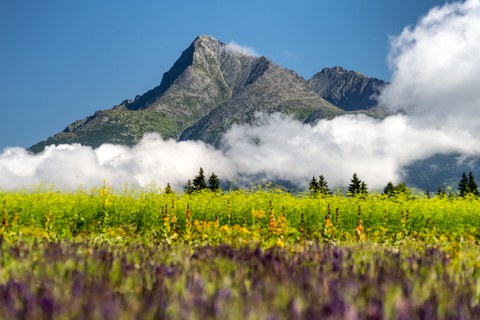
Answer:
307 66 387 111
179 57 343 147
29 35 344 152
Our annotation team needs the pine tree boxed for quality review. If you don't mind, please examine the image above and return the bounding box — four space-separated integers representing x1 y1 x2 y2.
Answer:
360 181 368 195
309 176 319 195
348 173 363 196
184 180 194 194
383 182 411 198
317 175 330 195
458 172 470 197
383 182 395 197
468 172 478 196
208 172 220 192
192 168 207 191
395 182 411 196
165 183 173 194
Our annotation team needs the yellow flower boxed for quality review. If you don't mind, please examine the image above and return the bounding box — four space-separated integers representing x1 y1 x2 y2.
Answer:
252 209 266 220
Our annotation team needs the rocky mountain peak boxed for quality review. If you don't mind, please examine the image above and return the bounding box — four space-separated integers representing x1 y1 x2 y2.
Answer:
195 34 219 43
307 67 387 111
192 35 223 55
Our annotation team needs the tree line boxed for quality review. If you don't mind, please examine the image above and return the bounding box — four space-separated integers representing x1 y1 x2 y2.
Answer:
177 168 479 198
183 168 220 194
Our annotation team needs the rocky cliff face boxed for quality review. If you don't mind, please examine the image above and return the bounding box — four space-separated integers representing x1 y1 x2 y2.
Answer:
307 66 387 111
29 37 378 153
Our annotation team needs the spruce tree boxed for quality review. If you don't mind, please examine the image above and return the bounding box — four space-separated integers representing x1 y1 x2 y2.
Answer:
309 176 319 195
184 180 194 194
360 181 368 195
192 168 207 191
208 172 220 192
165 183 173 194
395 182 411 196
383 182 395 197
348 173 362 196
468 172 478 196
317 175 330 195
384 182 411 198
458 172 470 197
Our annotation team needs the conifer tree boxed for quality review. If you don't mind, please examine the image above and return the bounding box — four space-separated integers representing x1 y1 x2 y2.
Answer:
348 173 363 196
458 172 470 197
309 176 319 195
317 175 330 195
383 182 395 197
360 181 368 195
208 172 220 192
192 168 207 191
165 183 173 194
184 180 194 194
395 182 411 196
468 172 478 196
383 182 411 198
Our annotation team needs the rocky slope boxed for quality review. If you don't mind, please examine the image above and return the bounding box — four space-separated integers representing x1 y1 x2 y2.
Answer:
307 66 387 111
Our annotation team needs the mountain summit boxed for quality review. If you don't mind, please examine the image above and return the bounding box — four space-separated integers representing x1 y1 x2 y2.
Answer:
307 66 387 111
30 35 383 152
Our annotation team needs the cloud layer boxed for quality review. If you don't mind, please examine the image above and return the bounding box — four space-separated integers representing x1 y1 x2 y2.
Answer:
223 113 480 189
0 135 234 190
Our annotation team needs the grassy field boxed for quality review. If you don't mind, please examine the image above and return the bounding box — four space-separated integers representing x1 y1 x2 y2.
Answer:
1 187 480 318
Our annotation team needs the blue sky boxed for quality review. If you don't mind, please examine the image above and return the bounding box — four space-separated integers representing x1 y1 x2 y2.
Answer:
0 0 447 150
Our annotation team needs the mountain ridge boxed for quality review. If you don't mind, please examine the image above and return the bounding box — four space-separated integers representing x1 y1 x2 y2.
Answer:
29 35 384 153
307 66 388 111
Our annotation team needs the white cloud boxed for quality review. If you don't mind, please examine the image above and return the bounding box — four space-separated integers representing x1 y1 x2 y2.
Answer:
0 134 234 191
225 40 260 57
379 0 480 132
222 113 480 190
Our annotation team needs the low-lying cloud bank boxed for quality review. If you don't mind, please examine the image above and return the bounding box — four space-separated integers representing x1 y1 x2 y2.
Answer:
2 112 480 191
223 113 480 190
2 0 480 191
0 136 233 190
